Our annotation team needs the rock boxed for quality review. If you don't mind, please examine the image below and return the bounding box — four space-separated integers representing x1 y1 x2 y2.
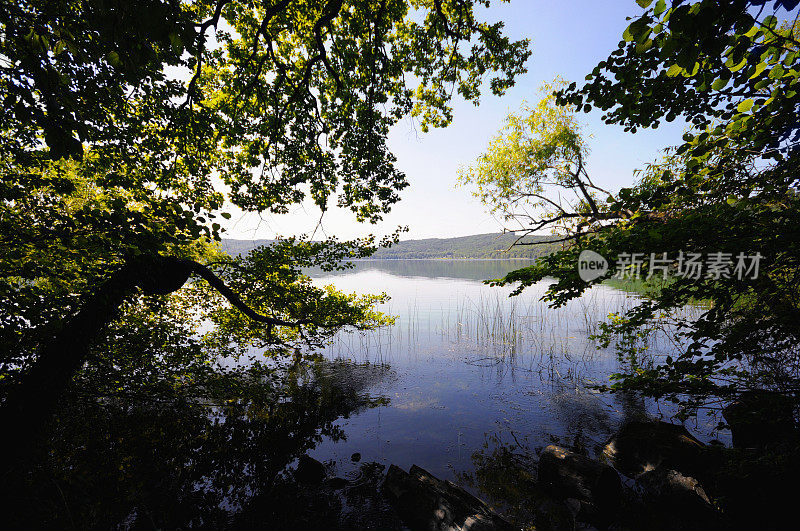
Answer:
722 390 797 449
538 445 622 523
533 498 577 531
636 467 723 529
637 467 710 505
382 464 515 531
296 454 326 484
562 498 581 518
603 421 705 479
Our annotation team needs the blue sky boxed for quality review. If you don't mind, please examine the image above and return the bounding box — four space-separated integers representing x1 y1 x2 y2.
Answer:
222 0 690 241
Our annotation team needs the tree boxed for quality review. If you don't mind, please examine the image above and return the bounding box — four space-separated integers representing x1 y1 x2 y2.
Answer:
463 0 800 418
0 0 530 458
458 80 616 251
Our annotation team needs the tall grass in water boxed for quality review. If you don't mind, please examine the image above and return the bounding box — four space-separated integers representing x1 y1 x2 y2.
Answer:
320 283 706 390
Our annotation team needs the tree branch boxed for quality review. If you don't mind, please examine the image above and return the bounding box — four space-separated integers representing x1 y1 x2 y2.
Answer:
0 254 351 469
573 152 600 217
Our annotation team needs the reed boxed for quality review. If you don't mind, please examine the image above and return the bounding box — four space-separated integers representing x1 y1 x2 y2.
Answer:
319 282 702 391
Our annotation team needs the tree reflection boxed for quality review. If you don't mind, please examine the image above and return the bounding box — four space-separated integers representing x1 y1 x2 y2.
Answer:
2 359 392 529
456 431 543 528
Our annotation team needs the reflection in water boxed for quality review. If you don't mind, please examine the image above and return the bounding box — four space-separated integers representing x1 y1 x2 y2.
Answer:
456 431 542 527
5 260 720 528
308 260 721 487
2 360 393 528
306 258 537 282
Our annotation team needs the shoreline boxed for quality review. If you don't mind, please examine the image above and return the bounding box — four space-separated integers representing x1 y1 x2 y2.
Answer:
349 257 538 261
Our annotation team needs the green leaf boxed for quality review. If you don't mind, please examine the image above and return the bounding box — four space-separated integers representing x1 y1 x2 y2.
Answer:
749 62 767 80
711 77 729 90
754 78 771 90
654 0 667 16
636 0 653 7
769 64 785 79
220 212 232 219
743 25 759 38
106 51 121 67
682 62 700 77
736 99 753 112
623 25 634 42
666 64 682 77
635 39 654 53
728 57 748 72
168 32 183 52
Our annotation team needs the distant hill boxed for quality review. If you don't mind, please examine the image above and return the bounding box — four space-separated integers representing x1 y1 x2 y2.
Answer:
220 238 276 257
370 232 558 259
221 233 558 260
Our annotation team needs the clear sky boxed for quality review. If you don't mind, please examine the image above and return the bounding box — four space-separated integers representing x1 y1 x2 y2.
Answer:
221 0 689 241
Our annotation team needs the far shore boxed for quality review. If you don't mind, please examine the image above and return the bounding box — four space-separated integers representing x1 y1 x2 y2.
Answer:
349 257 538 261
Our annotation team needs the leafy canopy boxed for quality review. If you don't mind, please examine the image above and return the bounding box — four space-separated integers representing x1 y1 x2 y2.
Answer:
0 0 530 396
458 80 606 242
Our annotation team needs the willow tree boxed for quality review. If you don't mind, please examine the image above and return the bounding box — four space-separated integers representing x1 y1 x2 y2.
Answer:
463 0 800 418
0 0 530 457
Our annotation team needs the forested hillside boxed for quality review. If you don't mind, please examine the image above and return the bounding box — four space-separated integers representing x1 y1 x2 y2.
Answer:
222 233 559 259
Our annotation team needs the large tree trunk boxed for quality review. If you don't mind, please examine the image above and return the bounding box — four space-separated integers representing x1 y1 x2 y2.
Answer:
0 256 197 467
0 253 324 472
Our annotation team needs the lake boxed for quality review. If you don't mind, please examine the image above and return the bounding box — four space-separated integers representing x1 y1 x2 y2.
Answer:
5 259 730 528
303 260 724 494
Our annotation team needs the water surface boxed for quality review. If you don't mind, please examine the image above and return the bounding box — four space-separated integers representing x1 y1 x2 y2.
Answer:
7 260 727 528
305 260 723 488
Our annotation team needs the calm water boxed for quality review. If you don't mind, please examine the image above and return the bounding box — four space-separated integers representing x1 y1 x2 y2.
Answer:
305 260 725 486
8 259 731 528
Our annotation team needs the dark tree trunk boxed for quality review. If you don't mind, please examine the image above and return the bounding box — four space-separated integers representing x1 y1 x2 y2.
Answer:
0 253 325 473
0 256 195 468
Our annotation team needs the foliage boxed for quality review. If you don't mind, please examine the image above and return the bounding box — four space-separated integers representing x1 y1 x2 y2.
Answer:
1 359 394 528
459 81 590 228
0 0 530 401
0 159 218 376
459 80 614 246
465 0 800 416
197 236 398 357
